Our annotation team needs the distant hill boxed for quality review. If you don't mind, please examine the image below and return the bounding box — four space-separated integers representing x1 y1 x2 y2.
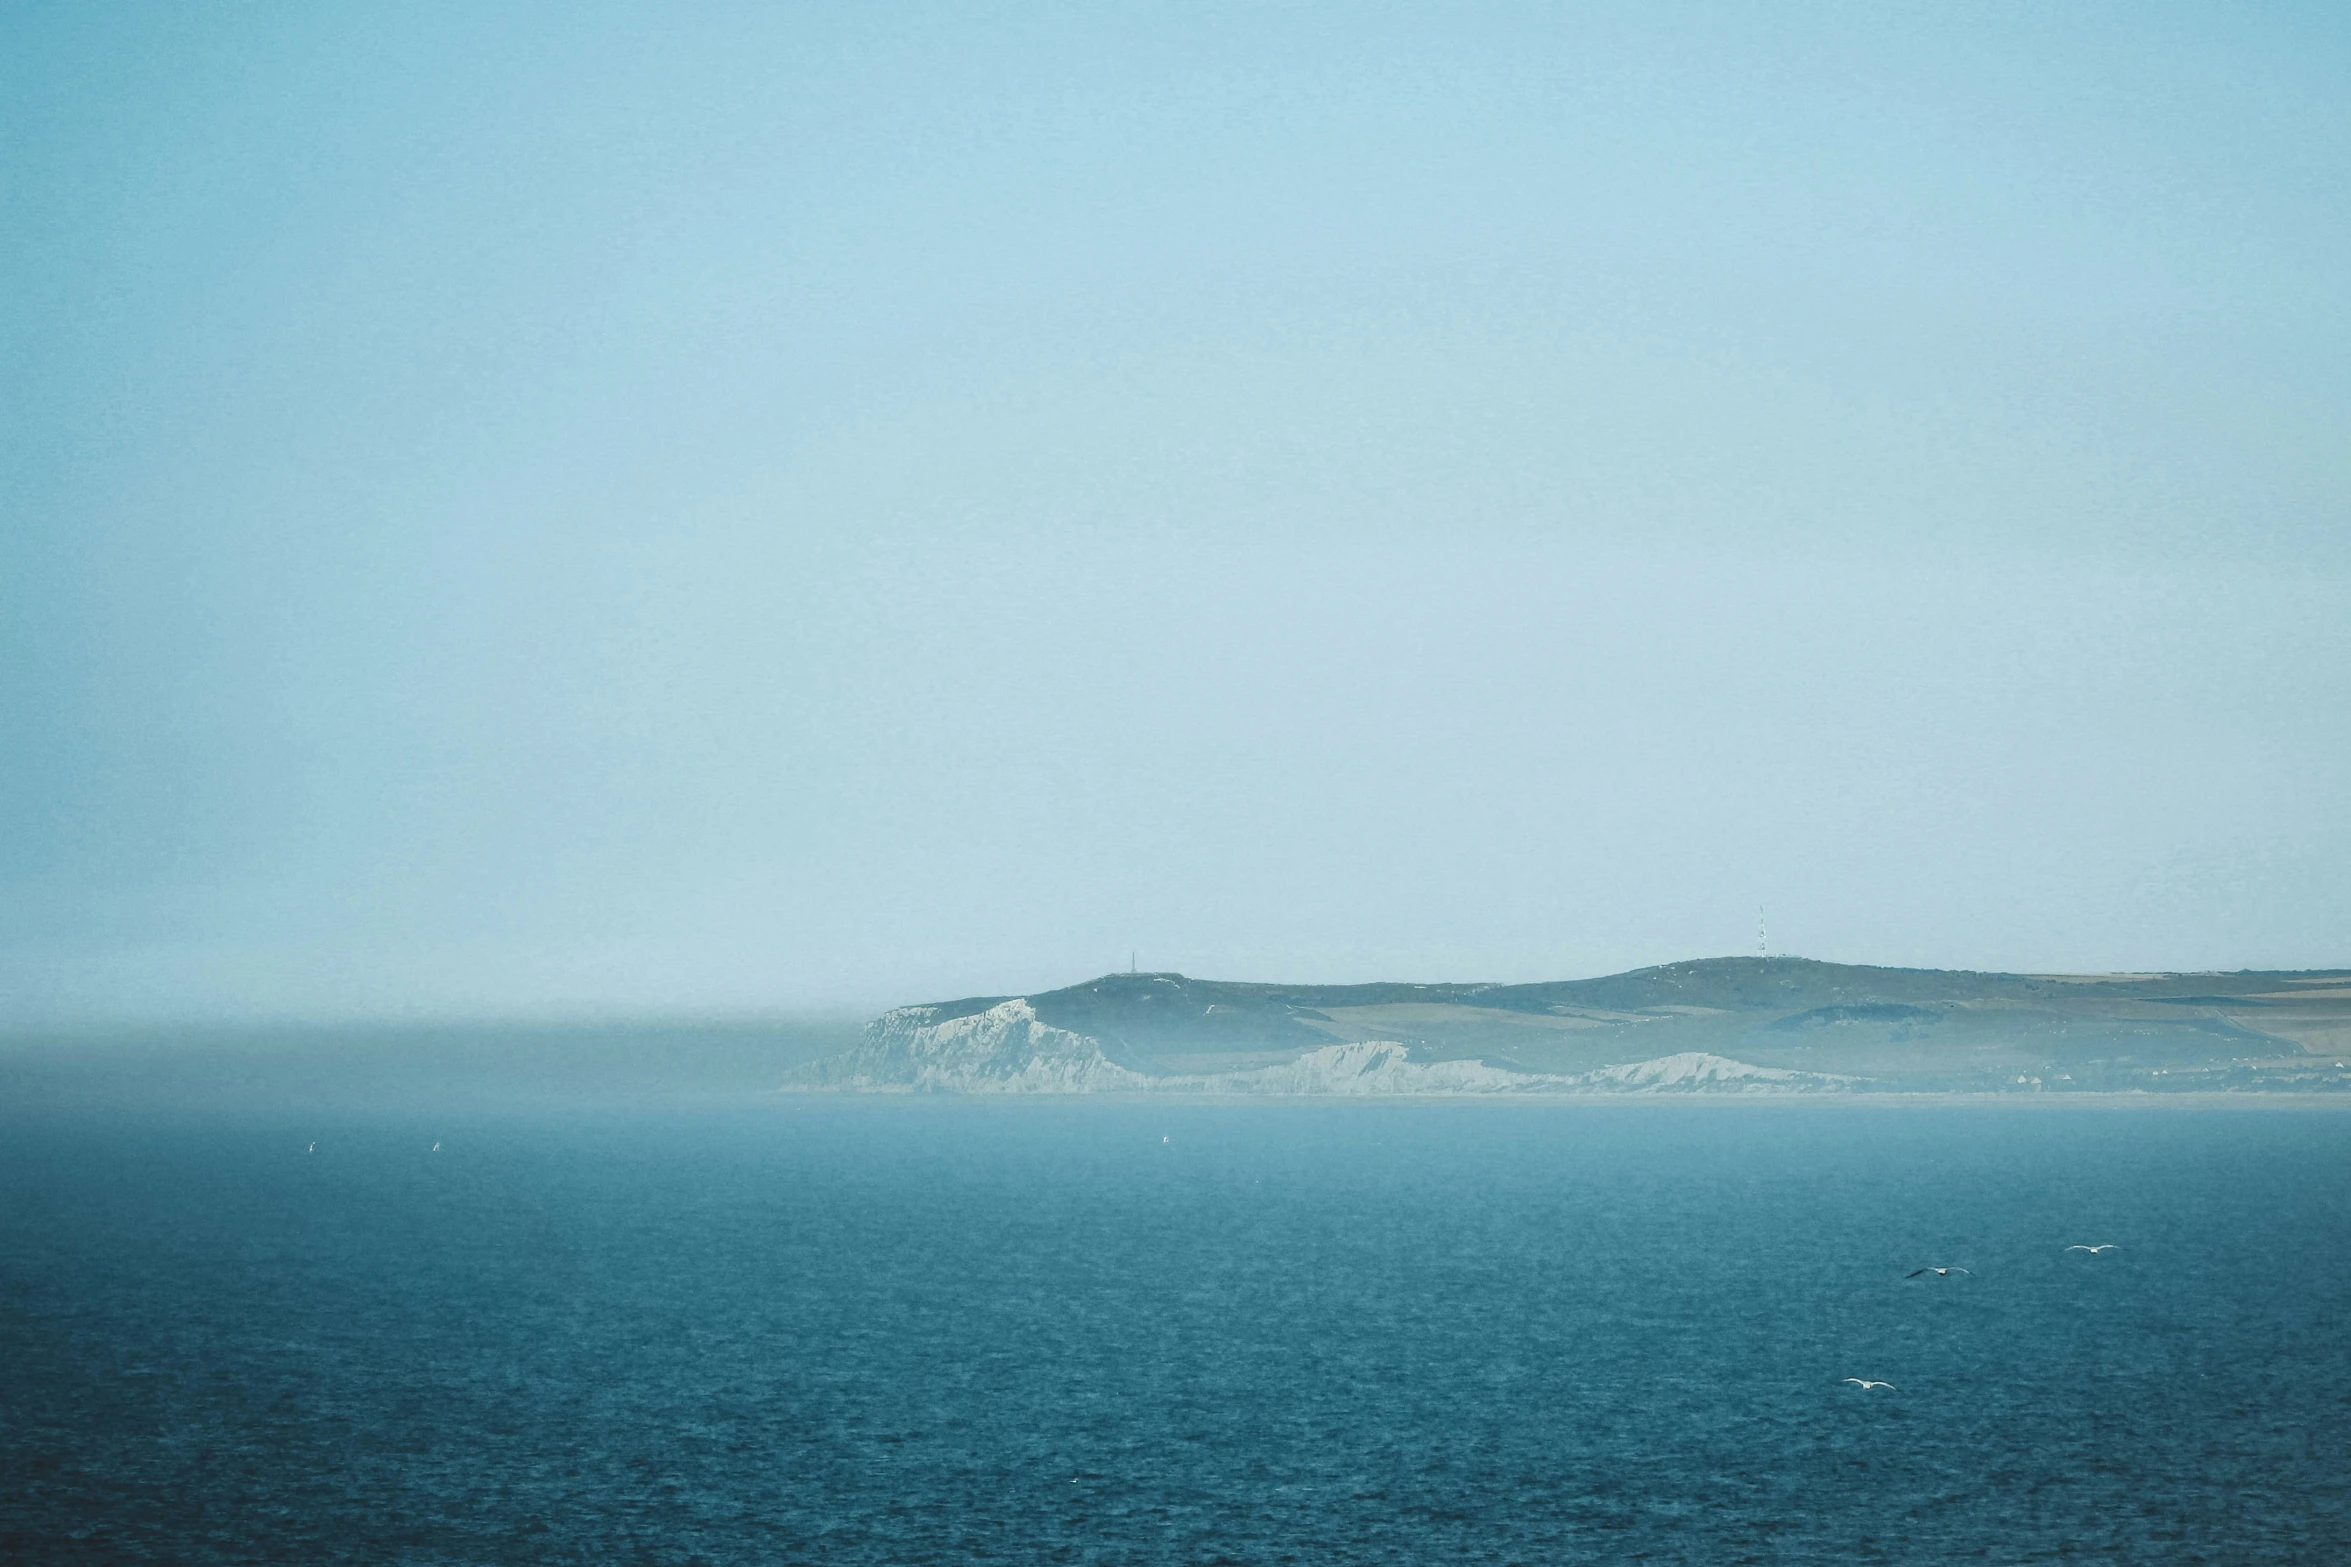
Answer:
786 958 2351 1095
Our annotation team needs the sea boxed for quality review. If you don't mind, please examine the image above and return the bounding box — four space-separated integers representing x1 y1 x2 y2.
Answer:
4 1076 2349 1563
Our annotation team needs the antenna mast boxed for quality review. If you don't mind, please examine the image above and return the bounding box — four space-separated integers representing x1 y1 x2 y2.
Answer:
1758 906 1768 959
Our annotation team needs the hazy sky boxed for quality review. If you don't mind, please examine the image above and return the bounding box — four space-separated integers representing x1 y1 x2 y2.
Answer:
5 3 2348 1022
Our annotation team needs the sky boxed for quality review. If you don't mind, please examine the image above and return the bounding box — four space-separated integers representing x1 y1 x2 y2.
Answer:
4 2 2348 1024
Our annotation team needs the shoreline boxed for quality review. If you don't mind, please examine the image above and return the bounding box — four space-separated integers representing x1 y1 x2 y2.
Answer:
769 1089 2351 1111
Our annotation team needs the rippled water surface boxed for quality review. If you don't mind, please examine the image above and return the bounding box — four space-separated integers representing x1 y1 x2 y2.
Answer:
5 1100 2349 1563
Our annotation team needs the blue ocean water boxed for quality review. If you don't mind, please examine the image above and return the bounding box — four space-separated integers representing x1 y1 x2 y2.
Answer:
4 1101 2348 1563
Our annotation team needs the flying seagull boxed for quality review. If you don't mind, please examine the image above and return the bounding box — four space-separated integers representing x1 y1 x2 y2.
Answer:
1843 1379 1898 1391
2064 1244 2118 1254
1905 1266 1971 1278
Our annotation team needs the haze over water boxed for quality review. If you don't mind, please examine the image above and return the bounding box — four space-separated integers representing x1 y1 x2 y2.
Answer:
8 6 2351 1561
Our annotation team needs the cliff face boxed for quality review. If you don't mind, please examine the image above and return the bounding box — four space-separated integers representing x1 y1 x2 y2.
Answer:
1178 1044 1839 1096
784 999 1152 1093
784 1001 1857 1096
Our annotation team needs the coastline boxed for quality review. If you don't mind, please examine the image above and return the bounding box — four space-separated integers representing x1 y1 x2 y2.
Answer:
768 1088 2351 1110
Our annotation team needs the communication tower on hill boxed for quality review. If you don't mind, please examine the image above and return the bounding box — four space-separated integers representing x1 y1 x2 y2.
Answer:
1758 907 1768 959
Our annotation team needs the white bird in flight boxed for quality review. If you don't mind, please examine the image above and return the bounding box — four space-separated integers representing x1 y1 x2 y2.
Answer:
1843 1379 1898 1391
306 1142 316 1154
432 1143 441 1153
1906 1266 1971 1278
2065 1244 2118 1254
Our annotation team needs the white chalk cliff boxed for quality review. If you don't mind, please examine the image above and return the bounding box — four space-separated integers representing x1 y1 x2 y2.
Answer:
786 999 1157 1094
785 1004 1852 1096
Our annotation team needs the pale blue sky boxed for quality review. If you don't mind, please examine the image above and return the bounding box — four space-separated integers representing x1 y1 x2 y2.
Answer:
5 3 2348 1021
